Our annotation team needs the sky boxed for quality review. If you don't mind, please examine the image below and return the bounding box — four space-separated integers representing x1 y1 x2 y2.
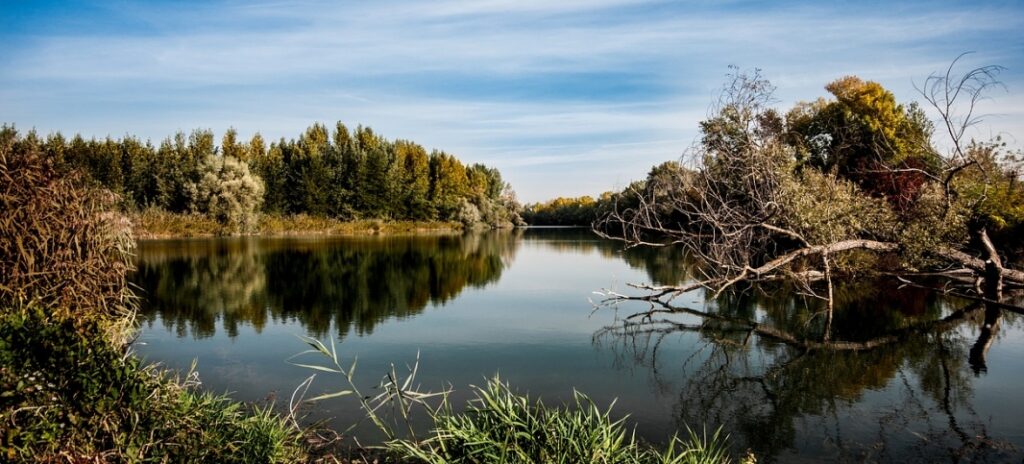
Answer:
2 0 1023 202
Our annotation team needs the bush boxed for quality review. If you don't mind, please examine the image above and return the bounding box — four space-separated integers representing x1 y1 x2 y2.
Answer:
0 307 305 463
455 198 483 227
779 168 897 245
189 154 265 234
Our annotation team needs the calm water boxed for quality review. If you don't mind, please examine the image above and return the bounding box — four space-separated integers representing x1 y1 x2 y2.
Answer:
132 228 1024 462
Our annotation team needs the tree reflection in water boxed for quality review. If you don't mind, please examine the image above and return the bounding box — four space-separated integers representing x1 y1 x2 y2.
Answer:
132 230 521 339
131 229 1022 461
595 258 1021 462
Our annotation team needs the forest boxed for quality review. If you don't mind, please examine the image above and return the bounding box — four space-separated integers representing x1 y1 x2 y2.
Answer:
0 122 524 233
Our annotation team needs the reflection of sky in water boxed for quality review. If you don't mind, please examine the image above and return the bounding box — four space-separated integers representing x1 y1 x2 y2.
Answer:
131 229 1024 462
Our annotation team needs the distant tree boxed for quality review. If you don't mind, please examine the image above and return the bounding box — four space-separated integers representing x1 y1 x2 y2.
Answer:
120 136 156 209
397 140 432 219
245 133 266 164
254 140 288 214
294 123 333 215
359 143 391 217
429 151 469 220
340 126 367 215
221 127 244 160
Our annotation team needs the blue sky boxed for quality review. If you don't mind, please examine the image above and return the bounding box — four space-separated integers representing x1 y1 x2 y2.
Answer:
2 0 1023 202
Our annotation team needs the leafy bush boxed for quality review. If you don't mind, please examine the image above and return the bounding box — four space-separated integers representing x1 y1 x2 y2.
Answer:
455 198 483 227
779 168 897 245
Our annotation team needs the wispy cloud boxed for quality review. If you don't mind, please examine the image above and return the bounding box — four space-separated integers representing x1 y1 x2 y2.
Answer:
1 0 1021 201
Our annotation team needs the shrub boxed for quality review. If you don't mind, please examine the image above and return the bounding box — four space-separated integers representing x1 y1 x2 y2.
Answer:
779 168 897 245
455 198 483 227
189 154 265 234
0 306 305 463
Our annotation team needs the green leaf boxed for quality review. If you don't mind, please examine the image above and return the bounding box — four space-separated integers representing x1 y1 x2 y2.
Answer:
307 390 354 402
289 363 341 373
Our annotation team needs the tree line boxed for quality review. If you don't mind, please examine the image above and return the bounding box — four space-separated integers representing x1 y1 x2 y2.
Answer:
522 160 690 227
1 122 524 231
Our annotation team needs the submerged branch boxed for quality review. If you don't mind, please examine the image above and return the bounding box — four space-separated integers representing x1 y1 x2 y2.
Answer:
600 290 988 352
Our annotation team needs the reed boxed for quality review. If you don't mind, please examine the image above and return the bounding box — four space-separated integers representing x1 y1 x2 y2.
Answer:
291 335 744 464
0 143 135 336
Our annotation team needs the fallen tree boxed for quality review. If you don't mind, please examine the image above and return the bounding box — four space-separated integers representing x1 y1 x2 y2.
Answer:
595 60 1024 345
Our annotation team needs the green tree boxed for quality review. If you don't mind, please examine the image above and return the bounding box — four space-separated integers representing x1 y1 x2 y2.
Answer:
787 76 939 210
245 133 265 165
254 140 288 214
221 127 244 160
397 141 432 219
429 151 469 220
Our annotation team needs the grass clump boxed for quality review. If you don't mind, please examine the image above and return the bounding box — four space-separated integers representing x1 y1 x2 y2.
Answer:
292 337 742 464
387 378 734 464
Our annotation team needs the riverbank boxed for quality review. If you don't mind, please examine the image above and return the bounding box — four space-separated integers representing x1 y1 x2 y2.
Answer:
131 209 463 239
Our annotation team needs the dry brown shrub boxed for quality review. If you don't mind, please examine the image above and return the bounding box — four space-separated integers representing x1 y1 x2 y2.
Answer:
0 134 135 331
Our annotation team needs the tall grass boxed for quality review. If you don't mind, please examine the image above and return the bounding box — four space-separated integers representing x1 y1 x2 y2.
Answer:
388 378 734 464
132 207 223 238
0 144 135 338
291 336 744 464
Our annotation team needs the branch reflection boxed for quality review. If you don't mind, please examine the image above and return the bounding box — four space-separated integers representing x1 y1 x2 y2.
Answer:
596 279 1019 462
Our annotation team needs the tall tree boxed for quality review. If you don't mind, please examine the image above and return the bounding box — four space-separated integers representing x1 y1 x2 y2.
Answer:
221 127 244 160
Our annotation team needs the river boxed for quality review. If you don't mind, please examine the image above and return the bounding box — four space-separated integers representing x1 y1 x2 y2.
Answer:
131 227 1024 462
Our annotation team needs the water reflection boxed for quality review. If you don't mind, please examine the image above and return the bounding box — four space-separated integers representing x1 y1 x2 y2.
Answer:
131 229 1024 462
134 231 521 338
597 287 1021 462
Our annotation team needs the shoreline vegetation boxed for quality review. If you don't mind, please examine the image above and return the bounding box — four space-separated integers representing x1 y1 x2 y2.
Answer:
131 209 466 240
